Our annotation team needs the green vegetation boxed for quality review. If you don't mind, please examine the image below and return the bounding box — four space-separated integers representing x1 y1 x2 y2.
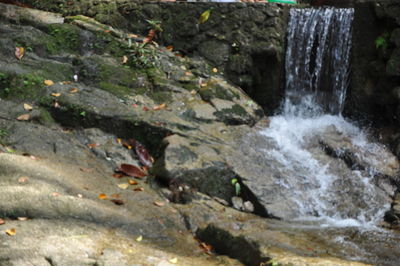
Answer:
0 128 8 145
45 24 80 54
0 73 44 100
127 43 159 69
375 33 390 50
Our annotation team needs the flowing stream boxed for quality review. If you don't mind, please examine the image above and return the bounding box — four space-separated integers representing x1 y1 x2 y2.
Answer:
258 8 397 227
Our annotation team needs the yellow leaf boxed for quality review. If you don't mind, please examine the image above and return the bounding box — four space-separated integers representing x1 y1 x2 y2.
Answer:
116 138 122 144
17 217 28 221
16 114 30 121
169 257 178 264
98 193 107 200
51 92 61 97
136 235 143 242
69 88 78 93
122 55 128 64
15 47 25 60
5 228 16 236
128 179 138 185
199 9 212 24
117 183 129 190
44 80 54 86
212 68 218 73
153 103 166 111
153 201 165 207
23 103 33 111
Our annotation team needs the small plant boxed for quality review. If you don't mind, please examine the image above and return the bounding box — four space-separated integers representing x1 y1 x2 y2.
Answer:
0 129 8 145
231 178 241 196
127 43 158 69
375 33 390 50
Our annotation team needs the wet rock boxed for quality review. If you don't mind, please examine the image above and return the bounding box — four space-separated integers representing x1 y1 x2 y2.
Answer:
243 201 254 213
231 196 244 211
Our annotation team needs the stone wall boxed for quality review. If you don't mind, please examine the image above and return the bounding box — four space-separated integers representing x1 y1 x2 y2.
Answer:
120 2 289 114
346 1 400 126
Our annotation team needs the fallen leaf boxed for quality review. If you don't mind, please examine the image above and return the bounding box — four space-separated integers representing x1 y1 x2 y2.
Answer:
17 217 28 221
51 92 61 97
110 194 120 198
52 192 60 197
80 168 93 173
184 71 193 76
133 187 144 192
15 47 25 60
117 183 129 190
44 80 55 86
23 103 33 111
143 29 156 45
116 138 122 144
5 228 16 236
112 173 125 179
153 103 166 111
16 113 30 121
200 83 207 87
18 176 29 183
169 257 178 264
154 201 165 207
111 199 124 205
131 141 154 168
121 55 128 64
77 194 83 198
98 193 107 200
53 101 60 108
166 45 173 51
122 142 132 149
0 219 5 225
212 68 218 73
180 65 187 71
128 179 138 185
87 143 99 148
136 235 143 242
61 81 72 85
119 164 147 178
128 33 138 38
22 153 38 160
69 87 78 93
142 106 149 111
190 90 197 95
104 30 111 33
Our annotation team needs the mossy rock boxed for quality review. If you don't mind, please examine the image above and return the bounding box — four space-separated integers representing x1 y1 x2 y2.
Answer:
0 73 45 101
44 24 81 54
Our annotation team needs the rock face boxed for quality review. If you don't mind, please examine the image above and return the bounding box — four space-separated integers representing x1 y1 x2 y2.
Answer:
1 2 400 266
19 0 289 114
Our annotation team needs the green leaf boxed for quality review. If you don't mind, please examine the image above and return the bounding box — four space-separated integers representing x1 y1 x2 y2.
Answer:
231 178 238 185
235 183 241 196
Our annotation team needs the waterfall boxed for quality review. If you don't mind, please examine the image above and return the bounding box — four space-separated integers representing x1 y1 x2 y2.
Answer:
284 8 354 116
256 7 398 227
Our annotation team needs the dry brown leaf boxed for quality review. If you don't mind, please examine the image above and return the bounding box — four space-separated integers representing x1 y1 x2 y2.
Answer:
110 199 124 205
69 88 78 94
153 103 166 111
212 68 218 73
112 173 125 179
62 81 72 85
15 47 25 60
44 80 55 86
18 176 29 183
87 143 99 148
98 193 107 200
117 183 129 190
110 194 120 198
119 164 147 178
133 187 144 192
0 219 5 225
122 142 132 149
184 71 193 76
128 33 138 38
5 228 16 236
153 201 165 207
23 103 33 111
17 217 28 221
51 92 61 97
128 179 138 185
121 55 128 64
16 113 30 121
142 106 149 111
200 83 207 87
52 192 60 197
143 29 156 45
80 168 93 173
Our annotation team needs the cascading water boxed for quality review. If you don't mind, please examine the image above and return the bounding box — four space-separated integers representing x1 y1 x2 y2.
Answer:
256 7 399 227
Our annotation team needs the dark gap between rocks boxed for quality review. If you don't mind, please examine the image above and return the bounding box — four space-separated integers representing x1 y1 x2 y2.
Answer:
196 224 270 266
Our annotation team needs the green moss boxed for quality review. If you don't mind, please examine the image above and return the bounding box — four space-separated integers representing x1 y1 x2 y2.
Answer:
99 82 131 97
0 73 45 100
36 108 55 126
148 91 173 104
94 32 126 57
45 24 80 54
